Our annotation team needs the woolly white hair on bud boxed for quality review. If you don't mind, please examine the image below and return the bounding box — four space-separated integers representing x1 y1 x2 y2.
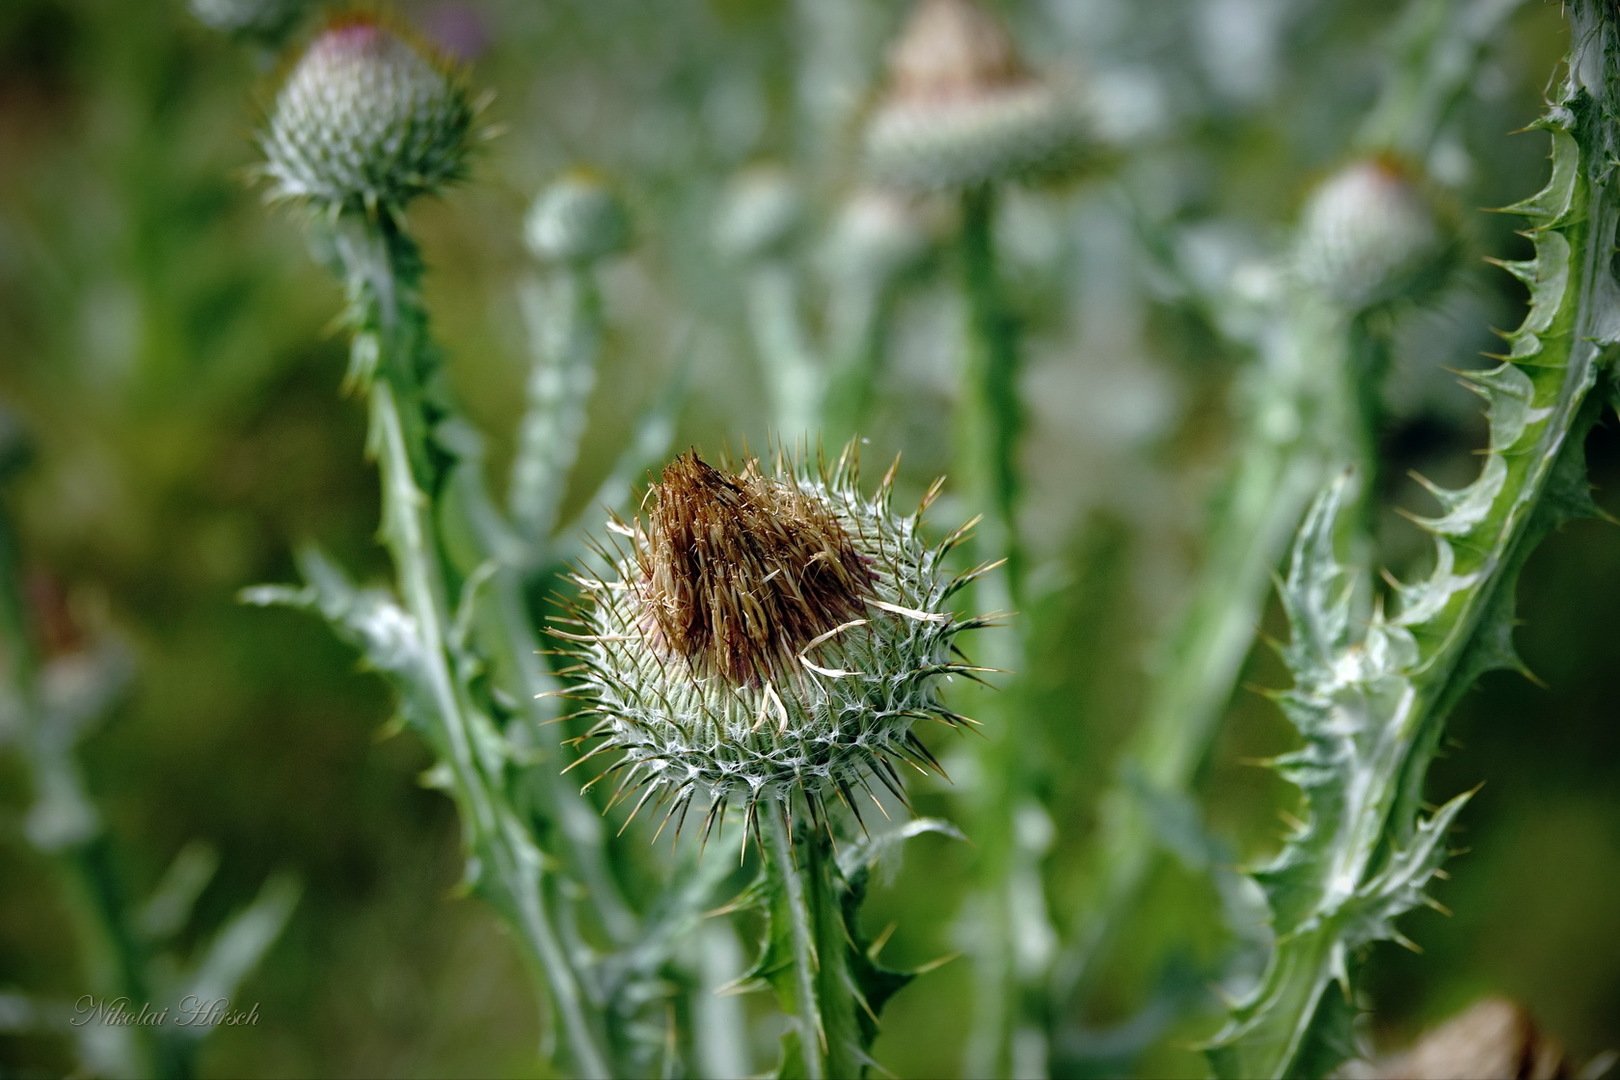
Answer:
262 16 475 212
555 444 997 845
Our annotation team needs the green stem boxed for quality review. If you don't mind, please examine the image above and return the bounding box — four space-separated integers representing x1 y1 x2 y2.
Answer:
1211 5 1620 1066
764 804 827 1080
762 802 864 1080
956 183 1054 1079
338 212 615 1080
957 184 1023 596
1057 290 1384 1016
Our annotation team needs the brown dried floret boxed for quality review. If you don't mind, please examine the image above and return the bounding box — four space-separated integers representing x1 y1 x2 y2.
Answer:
638 452 876 686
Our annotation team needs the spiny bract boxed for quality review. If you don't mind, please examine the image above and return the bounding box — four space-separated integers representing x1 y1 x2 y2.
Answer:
262 16 474 212
556 445 996 840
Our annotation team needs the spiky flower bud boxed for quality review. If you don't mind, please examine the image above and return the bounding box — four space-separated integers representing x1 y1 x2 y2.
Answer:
190 0 306 45
862 0 1086 191
262 16 475 212
525 170 633 266
1294 157 1456 313
559 447 992 837
714 166 805 263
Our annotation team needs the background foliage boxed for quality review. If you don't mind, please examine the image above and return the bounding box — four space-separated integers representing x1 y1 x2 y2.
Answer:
0 0 1615 1076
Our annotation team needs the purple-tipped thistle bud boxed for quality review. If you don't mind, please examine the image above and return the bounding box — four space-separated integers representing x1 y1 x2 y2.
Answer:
557 447 994 839
862 0 1087 191
1294 157 1457 313
261 16 475 212
525 170 633 266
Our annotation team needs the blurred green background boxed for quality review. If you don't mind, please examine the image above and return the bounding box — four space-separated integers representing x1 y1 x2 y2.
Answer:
0 0 1615 1076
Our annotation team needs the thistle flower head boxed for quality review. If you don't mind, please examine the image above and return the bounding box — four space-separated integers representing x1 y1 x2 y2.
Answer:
525 170 633 266
558 446 992 840
261 15 475 212
862 0 1087 191
1293 156 1457 313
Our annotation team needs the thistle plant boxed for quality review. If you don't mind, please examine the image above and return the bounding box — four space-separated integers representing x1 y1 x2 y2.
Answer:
56 0 1605 1073
1209 0 1620 1072
1059 154 1460 1024
249 18 632 1076
559 445 992 1076
860 2 1091 1072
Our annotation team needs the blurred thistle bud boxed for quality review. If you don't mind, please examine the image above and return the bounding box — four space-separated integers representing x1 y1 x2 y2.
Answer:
1373 998 1567 1080
824 187 933 291
190 0 307 46
1294 156 1457 314
862 0 1087 191
558 447 993 837
525 170 633 266
714 166 805 263
261 15 476 213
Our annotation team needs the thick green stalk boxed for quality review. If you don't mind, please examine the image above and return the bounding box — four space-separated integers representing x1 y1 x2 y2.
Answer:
958 184 1022 597
1209 6 1620 1072
762 803 865 1080
334 213 615 1080
956 183 1054 1080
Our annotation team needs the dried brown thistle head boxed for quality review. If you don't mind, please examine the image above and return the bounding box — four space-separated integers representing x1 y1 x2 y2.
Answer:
638 452 876 686
559 443 996 840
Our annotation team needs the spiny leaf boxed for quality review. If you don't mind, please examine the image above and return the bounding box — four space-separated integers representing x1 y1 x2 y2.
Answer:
1209 7 1620 1073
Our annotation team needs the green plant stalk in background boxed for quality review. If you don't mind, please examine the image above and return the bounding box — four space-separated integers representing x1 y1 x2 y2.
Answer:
1057 0 1520 1032
2 427 296 1080
1057 292 1386 1009
0 503 173 1080
956 182 1056 1080
1209 2 1620 1073
511 265 604 546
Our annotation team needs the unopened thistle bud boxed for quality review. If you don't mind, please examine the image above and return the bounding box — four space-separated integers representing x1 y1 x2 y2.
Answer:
557 447 995 838
191 0 306 46
525 171 633 266
261 16 475 212
714 166 805 263
862 0 1086 191
1294 157 1456 313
